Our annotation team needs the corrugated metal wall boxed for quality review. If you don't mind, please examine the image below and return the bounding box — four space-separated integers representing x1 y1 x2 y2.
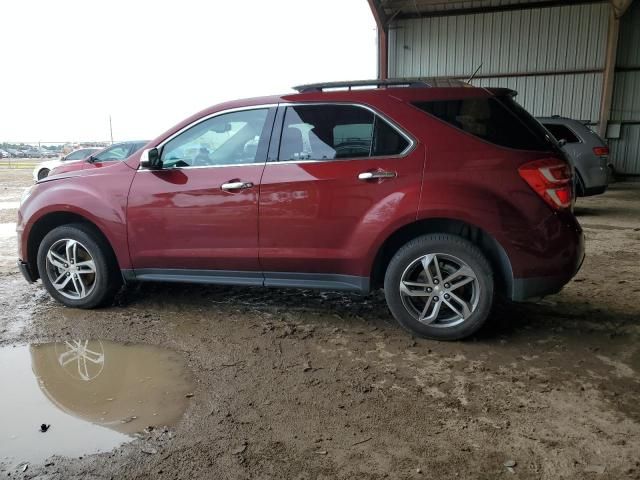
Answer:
610 0 640 175
389 2 610 122
387 1 640 174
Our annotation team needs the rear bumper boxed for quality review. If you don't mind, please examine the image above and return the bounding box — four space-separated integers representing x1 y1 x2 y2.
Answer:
18 260 36 283
510 230 585 301
581 185 607 197
578 156 608 193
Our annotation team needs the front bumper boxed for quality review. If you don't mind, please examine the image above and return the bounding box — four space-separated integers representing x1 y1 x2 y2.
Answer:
18 260 36 283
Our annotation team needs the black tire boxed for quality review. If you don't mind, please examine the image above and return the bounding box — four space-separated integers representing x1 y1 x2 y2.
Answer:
37 168 50 180
37 223 121 308
607 164 616 184
383 234 494 341
575 172 586 197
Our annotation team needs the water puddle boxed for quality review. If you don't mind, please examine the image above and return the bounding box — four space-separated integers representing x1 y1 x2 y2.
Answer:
0 340 194 467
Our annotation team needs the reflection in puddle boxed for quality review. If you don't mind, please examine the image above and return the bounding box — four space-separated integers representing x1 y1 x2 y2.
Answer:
0 340 194 467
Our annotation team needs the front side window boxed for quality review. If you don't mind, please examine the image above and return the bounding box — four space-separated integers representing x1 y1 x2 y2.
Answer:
278 104 409 161
542 123 580 143
93 145 131 162
414 97 552 151
161 109 269 167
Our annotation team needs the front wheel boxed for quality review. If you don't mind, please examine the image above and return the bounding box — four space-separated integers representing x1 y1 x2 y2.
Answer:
37 223 121 308
384 234 494 340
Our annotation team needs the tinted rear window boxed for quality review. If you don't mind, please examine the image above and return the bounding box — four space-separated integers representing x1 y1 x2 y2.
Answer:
414 96 553 151
278 104 409 161
542 123 580 143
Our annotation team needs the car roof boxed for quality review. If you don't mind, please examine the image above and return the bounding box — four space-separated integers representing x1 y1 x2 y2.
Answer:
145 79 512 150
536 116 592 129
180 87 506 123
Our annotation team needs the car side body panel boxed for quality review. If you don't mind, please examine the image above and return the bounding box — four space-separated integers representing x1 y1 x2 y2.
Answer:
126 164 266 271
415 110 583 295
259 146 426 277
17 87 585 304
18 162 135 271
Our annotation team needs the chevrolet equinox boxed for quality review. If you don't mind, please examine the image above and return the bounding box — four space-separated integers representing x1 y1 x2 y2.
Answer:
17 78 585 340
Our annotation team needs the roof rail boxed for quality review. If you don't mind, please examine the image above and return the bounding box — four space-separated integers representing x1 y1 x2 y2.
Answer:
292 77 468 93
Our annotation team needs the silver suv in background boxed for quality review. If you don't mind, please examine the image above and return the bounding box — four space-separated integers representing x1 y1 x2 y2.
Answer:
538 116 610 197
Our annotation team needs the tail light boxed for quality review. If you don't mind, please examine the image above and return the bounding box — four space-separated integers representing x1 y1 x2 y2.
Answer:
518 158 573 210
593 146 609 157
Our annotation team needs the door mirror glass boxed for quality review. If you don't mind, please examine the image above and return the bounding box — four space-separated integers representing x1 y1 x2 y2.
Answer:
139 148 162 170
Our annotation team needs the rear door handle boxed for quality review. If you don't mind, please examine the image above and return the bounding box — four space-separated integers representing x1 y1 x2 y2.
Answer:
358 170 397 181
221 181 254 191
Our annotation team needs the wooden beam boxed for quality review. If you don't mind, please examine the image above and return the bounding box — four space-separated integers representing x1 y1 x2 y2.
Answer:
598 4 621 137
367 0 389 80
609 0 633 17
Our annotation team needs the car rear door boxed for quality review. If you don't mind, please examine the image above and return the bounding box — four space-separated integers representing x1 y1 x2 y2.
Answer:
258 103 424 290
127 106 276 281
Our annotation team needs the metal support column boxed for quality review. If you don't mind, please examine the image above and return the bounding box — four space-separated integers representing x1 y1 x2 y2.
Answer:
367 0 389 80
598 0 633 137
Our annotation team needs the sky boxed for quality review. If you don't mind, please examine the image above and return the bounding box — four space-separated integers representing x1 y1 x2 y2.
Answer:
0 0 376 143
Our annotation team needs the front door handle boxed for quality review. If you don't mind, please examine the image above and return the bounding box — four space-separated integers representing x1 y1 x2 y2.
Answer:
221 181 254 191
358 170 397 181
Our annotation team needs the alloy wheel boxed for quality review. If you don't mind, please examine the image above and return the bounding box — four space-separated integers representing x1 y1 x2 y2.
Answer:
45 238 97 300
399 253 480 328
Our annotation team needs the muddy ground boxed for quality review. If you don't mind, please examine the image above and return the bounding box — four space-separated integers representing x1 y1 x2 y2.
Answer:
0 168 639 479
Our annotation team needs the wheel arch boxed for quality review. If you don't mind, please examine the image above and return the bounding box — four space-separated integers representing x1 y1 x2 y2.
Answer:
370 217 513 296
26 211 120 281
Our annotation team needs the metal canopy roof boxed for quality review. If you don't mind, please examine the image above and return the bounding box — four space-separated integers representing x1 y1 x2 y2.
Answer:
373 0 605 19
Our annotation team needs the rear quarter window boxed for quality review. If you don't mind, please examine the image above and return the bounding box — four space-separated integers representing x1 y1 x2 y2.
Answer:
414 97 552 151
542 123 580 143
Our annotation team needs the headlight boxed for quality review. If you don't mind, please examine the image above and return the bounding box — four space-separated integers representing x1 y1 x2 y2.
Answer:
20 185 35 206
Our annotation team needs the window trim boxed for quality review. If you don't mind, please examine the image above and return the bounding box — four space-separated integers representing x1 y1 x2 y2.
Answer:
270 102 416 164
138 104 278 171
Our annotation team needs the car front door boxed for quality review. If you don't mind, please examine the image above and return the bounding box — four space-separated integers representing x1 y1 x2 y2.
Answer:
258 103 424 290
127 106 275 283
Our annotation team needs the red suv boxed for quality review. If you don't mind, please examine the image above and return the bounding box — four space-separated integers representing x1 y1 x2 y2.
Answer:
17 79 584 340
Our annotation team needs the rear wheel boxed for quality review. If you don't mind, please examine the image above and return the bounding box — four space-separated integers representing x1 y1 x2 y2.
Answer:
384 234 494 340
37 223 121 308
37 168 50 180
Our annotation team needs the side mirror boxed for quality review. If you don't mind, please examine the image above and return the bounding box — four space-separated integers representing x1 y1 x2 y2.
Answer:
139 148 162 170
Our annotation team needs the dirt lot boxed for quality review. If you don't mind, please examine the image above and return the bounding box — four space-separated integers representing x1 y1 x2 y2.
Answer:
1 168 639 479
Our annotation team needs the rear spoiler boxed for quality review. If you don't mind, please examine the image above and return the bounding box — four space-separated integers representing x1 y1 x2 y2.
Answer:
485 87 517 97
